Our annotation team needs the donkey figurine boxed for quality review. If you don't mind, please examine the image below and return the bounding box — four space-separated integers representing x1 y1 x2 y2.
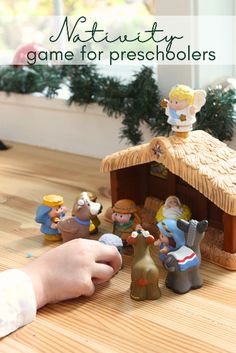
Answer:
164 219 208 294
58 192 102 242
127 226 161 301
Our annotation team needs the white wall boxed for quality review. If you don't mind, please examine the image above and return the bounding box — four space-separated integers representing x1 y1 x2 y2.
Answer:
157 0 195 94
0 93 153 158
196 0 234 15
195 0 235 88
157 0 235 92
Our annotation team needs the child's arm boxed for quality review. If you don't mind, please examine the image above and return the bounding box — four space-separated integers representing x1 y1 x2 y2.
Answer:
0 239 122 337
0 269 37 338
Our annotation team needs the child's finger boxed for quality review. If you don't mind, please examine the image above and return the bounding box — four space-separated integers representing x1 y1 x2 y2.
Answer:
92 263 115 285
95 245 122 273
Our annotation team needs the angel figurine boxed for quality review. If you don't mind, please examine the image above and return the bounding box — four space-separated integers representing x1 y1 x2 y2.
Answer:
161 84 206 135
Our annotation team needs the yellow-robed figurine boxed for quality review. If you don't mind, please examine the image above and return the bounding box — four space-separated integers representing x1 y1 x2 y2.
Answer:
155 195 191 223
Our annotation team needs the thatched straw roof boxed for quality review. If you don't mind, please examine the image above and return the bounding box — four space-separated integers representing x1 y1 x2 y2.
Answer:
101 130 236 216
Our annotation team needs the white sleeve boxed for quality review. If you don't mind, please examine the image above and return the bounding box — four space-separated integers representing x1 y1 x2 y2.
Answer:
0 269 37 338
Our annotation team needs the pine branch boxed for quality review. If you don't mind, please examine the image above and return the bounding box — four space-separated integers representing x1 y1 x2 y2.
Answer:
196 87 236 141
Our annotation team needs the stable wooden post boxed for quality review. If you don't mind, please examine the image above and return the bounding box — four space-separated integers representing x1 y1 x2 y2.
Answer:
110 164 149 206
223 213 236 253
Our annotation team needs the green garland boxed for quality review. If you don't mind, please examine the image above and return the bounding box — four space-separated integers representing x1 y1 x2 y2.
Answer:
64 65 169 144
0 65 235 145
0 66 62 97
196 87 236 141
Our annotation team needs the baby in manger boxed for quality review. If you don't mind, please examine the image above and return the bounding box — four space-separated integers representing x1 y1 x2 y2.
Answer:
155 195 191 223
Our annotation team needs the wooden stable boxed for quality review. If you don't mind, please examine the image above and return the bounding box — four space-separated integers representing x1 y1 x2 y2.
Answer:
101 130 236 255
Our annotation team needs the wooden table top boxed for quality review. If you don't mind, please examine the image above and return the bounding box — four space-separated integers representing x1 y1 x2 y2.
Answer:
0 142 236 353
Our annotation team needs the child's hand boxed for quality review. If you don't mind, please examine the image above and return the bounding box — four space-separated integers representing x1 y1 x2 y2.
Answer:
22 239 122 308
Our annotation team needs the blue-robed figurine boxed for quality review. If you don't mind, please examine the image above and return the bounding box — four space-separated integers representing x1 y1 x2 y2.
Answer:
155 219 185 262
35 194 67 241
